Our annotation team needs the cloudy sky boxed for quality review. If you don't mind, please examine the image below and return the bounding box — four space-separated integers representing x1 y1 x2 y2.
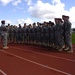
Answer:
0 0 75 28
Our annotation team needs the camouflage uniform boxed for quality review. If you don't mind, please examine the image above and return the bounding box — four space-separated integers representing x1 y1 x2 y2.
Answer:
9 25 14 43
40 24 45 45
31 23 36 44
62 15 73 53
43 22 50 46
54 18 64 50
18 24 23 43
36 23 41 45
49 22 55 47
0 20 8 49
14 26 18 43
27 24 32 43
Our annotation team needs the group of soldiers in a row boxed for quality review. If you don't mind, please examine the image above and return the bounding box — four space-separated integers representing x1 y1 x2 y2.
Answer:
0 15 73 53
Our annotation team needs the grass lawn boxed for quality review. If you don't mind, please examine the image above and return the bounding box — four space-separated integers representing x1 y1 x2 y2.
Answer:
72 32 75 44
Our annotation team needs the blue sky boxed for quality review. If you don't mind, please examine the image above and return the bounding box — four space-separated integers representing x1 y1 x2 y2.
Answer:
0 0 75 28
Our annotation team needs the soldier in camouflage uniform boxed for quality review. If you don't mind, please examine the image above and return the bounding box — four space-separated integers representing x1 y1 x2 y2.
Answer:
43 22 50 46
48 21 55 47
31 23 36 44
36 22 41 45
18 24 23 43
54 18 64 51
22 23 28 43
14 26 18 43
62 15 73 53
40 23 45 46
7 23 10 43
0 20 8 49
9 25 14 43
27 24 32 44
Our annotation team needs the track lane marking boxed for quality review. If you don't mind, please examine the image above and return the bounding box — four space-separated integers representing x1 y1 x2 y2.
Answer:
0 50 71 75
0 69 7 75
11 47 75 62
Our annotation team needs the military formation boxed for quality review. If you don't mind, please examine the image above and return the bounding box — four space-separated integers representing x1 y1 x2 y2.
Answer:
0 15 73 53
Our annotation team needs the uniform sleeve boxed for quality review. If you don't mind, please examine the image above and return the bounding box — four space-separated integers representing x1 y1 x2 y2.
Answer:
66 22 72 35
60 25 64 35
1 26 8 31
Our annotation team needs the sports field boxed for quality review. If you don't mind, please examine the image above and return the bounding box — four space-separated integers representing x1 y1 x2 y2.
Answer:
72 32 75 44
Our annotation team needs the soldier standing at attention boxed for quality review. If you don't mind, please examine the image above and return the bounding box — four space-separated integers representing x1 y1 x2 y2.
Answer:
36 22 41 45
43 22 49 46
9 25 14 43
14 26 18 43
31 23 36 44
7 23 10 43
0 20 8 49
54 18 64 51
62 15 73 53
49 21 54 47
18 24 22 43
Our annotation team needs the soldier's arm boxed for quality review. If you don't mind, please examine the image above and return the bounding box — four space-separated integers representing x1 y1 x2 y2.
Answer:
66 22 72 35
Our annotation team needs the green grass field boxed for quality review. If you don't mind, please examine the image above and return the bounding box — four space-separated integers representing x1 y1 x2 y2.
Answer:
72 32 75 44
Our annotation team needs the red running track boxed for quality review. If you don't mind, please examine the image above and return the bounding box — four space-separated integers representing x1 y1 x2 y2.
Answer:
0 43 75 75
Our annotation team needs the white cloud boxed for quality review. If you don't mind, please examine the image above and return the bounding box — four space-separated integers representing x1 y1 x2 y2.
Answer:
52 0 61 4
25 18 33 24
0 0 22 6
69 7 75 22
29 0 55 19
0 0 14 6
69 7 75 28
6 20 12 24
12 0 21 6
0 18 33 26
17 19 25 24
0 0 75 28
28 0 75 28
28 0 66 19
25 0 32 5
0 20 12 25
16 18 33 26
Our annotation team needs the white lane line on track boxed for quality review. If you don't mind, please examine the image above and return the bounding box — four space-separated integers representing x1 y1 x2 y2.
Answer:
11 47 75 63
0 69 7 75
0 50 71 75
